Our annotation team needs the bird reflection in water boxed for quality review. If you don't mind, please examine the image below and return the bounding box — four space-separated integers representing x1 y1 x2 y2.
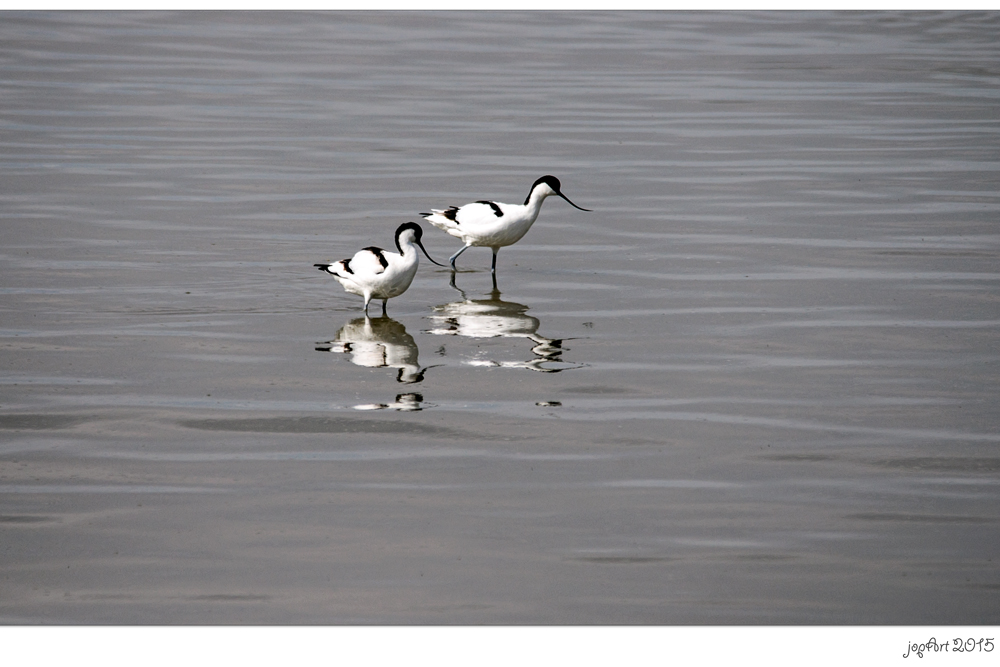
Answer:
423 274 582 373
353 392 426 412
315 315 435 384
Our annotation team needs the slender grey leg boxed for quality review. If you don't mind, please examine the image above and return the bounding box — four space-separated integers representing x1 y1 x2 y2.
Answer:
382 299 388 316
449 244 472 270
491 251 498 274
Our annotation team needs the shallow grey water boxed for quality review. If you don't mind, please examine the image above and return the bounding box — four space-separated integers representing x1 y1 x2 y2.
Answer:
1 11 999 624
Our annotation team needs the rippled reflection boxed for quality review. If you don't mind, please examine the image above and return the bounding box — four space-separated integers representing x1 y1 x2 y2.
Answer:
353 392 428 412
424 275 583 373
316 316 433 384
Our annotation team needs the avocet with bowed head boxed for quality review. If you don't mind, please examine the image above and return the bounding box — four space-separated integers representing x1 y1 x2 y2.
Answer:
316 315 432 384
315 222 444 315
422 175 591 273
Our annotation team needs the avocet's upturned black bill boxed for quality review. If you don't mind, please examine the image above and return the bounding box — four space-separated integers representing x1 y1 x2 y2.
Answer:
421 175 592 274
314 222 445 315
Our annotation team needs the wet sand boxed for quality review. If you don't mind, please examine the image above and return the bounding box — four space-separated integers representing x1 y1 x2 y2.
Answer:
1 11 998 623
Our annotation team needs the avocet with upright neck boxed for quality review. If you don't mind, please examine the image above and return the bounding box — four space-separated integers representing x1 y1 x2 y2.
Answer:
422 175 591 273
315 222 444 315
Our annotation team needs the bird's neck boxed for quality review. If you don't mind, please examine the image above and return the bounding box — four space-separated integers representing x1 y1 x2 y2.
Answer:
524 187 552 215
397 239 419 258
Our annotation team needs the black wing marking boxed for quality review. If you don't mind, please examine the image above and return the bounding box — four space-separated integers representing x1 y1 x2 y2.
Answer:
363 246 389 271
443 207 460 222
315 258 354 276
477 200 504 217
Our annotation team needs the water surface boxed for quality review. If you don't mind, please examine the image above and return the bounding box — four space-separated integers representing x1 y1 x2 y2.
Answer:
1 11 998 623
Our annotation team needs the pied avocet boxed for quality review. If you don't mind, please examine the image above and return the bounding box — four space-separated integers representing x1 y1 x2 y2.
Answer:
422 175 591 273
314 222 444 315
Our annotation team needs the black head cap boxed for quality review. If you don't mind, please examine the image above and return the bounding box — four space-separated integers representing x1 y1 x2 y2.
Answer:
535 175 561 192
526 175 591 211
525 175 562 204
394 221 422 252
395 222 446 266
539 175 562 189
